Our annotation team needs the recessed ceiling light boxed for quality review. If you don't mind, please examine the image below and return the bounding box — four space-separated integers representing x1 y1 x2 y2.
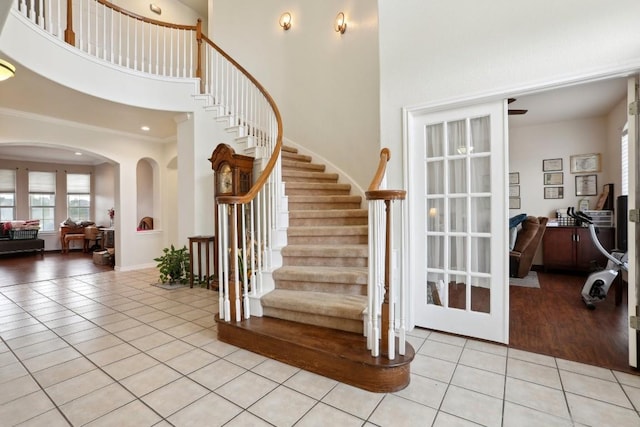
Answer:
74 152 82 156
141 126 150 131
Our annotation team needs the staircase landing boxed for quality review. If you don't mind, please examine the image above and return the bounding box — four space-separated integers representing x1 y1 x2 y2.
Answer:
216 315 414 393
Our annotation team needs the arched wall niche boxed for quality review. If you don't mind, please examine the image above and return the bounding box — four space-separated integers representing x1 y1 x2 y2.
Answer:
136 157 159 231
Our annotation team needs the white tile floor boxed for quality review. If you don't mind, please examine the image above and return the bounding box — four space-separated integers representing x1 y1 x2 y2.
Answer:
1 268 639 426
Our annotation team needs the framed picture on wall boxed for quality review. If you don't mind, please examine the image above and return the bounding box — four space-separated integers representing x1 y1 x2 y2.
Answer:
543 172 563 185
542 158 563 172
544 186 564 199
509 198 521 209
575 174 597 196
509 185 520 197
570 153 601 173
509 172 519 184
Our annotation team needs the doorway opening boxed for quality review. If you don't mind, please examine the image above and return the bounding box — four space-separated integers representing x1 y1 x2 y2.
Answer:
507 77 632 372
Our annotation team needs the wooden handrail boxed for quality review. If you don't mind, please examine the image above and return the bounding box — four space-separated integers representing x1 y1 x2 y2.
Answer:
200 35 283 206
365 148 405 201
367 148 391 192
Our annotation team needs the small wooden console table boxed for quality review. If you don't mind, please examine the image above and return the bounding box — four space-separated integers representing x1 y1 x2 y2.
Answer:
188 235 215 289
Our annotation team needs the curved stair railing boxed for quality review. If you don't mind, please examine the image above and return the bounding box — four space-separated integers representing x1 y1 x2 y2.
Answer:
13 0 283 322
365 149 408 359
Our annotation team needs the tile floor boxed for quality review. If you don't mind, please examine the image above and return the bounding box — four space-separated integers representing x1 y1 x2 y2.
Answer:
1 269 639 426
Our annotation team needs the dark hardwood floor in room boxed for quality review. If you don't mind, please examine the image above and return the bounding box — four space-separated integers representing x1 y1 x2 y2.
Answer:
510 270 636 375
0 252 635 374
0 250 113 287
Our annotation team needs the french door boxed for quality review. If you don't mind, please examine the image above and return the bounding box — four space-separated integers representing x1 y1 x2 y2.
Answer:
407 100 509 343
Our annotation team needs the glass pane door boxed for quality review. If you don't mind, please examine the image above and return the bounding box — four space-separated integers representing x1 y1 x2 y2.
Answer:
409 101 508 343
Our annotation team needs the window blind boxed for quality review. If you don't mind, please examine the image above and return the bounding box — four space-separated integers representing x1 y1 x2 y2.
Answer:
0 169 15 192
29 171 56 193
67 173 90 193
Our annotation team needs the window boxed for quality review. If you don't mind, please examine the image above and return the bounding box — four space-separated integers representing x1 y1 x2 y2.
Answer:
0 169 16 221
29 171 56 232
621 123 628 196
67 173 91 221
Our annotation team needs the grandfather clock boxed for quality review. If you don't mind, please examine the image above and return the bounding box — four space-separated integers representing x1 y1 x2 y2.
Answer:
209 144 254 319
209 143 254 198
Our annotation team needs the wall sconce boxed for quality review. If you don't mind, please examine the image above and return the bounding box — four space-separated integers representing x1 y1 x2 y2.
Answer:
0 59 16 81
149 3 161 15
279 12 292 31
334 12 347 34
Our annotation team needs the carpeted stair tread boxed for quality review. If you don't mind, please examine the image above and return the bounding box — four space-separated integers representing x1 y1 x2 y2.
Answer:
287 226 367 237
262 289 367 320
288 195 361 203
282 145 298 153
289 209 367 219
273 265 367 284
282 170 339 182
281 244 367 257
285 182 351 195
282 159 325 172
282 151 313 163
289 210 367 226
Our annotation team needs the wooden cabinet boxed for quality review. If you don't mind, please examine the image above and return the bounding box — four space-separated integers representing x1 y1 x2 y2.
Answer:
543 226 614 272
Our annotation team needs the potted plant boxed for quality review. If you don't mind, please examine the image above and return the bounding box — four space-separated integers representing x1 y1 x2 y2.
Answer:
154 244 190 285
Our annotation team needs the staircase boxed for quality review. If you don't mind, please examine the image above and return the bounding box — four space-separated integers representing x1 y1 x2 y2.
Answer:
217 146 414 393
261 145 369 334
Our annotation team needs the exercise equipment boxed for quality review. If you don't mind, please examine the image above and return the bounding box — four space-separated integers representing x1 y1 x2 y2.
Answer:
567 208 628 310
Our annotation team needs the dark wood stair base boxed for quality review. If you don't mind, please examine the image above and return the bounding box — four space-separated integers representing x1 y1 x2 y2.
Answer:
216 315 415 393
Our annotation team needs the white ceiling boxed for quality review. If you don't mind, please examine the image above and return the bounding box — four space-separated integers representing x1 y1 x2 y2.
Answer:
507 78 627 128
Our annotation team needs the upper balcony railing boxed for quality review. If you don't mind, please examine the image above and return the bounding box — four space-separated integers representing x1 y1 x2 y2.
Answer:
13 0 283 323
16 0 200 77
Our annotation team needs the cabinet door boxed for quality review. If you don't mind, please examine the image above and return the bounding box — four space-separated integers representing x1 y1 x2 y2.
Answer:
576 227 614 270
542 227 575 269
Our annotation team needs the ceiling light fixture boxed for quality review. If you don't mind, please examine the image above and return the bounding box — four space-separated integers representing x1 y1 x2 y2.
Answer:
334 12 347 34
279 12 292 31
74 152 83 156
0 59 16 81
149 3 161 15
141 126 150 131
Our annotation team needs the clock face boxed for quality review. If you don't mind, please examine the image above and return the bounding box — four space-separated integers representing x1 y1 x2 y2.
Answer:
218 163 233 194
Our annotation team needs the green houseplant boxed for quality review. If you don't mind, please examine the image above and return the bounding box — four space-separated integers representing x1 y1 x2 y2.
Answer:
154 244 190 285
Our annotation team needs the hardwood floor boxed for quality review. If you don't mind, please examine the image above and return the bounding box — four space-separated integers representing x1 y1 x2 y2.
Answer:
0 250 113 287
0 252 635 375
510 269 635 374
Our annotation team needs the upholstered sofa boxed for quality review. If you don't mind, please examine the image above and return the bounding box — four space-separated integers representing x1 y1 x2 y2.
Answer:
509 216 548 278
0 221 44 257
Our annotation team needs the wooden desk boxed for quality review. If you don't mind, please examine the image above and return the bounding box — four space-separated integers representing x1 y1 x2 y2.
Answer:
59 225 85 253
188 235 215 289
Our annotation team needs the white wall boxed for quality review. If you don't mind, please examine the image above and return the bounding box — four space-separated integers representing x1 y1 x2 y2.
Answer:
378 0 640 185
510 117 609 219
94 162 116 227
136 159 154 221
112 0 205 26
212 0 380 189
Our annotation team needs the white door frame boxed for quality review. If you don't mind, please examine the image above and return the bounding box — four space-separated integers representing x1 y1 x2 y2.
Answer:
627 76 638 368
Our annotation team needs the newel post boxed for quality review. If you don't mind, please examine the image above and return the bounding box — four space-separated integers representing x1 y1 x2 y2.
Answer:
64 0 75 46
